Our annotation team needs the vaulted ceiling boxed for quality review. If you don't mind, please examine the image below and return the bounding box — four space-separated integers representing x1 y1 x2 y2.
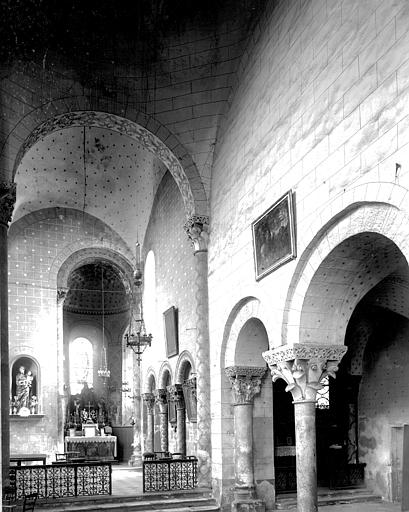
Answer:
14 126 167 250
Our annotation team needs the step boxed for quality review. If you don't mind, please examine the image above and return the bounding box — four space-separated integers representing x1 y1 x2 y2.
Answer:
36 498 219 512
276 489 382 510
35 490 219 512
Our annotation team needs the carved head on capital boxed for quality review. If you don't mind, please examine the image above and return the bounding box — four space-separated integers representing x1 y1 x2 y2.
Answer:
184 215 209 252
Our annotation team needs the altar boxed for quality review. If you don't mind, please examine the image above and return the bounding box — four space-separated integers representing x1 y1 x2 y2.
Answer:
64 436 117 461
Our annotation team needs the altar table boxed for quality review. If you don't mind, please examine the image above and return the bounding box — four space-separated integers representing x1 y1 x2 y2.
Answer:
64 436 117 461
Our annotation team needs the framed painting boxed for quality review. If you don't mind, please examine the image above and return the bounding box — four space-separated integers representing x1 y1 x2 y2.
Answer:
252 190 296 281
163 306 179 358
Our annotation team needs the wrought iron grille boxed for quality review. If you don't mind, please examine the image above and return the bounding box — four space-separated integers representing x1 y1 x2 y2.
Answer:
275 466 297 493
9 462 112 499
329 462 366 489
143 457 198 492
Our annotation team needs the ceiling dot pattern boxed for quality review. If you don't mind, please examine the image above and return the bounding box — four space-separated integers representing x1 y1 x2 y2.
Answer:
65 262 129 315
15 126 167 250
363 269 409 320
300 233 407 344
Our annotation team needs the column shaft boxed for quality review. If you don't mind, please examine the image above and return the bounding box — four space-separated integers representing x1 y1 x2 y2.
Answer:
0 223 10 485
194 250 211 485
131 357 142 467
176 404 186 456
159 411 169 452
234 403 254 491
146 410 154 453
294 401 317 512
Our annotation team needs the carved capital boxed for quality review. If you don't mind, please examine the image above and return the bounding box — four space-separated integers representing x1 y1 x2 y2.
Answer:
263 343 347 402
142 392 155 413
0 182 16 226
225 366 266 405
57 287 69 305
184 215 209 252
167 384 185 408
154 388 168 413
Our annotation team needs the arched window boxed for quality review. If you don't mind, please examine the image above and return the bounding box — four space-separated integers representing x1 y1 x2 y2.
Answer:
70 337 93 394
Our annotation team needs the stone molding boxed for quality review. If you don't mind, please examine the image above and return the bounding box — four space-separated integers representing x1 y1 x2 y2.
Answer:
0 182 16 226
184 215 209 252
142 392 155 413
167 384 185 408
263 344 347 402
225 366 266 405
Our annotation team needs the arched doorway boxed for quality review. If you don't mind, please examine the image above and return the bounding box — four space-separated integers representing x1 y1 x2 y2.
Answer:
226 316 274 509
298 231 409 494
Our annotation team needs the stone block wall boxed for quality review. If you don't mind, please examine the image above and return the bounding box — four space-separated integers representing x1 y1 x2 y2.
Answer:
208 0 409 503
8 208 130 458
142 171 197 453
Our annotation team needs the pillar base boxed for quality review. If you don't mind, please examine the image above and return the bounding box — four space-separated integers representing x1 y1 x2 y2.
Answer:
232 498 265 512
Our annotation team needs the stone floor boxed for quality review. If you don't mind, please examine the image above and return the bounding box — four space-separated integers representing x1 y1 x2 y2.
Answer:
111 464 142 496
110 466 403 510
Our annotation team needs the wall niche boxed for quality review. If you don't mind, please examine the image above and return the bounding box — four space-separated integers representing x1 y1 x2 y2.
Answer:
10 356 40 416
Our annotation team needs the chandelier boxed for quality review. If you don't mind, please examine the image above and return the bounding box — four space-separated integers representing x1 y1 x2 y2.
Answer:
124 242 152 364
98 264 111 380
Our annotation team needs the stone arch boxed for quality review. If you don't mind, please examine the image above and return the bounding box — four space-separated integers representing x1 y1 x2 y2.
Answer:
56 247 134 294
158 361 173 388
3 97 208 218
9 207 134 288
283 202 409 346
175 351 196 384
144 369 157 393
296 182 409 252
222 297 271 369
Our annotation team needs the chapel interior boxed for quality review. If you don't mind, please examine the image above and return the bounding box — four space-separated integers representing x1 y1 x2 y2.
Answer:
1 1 409 511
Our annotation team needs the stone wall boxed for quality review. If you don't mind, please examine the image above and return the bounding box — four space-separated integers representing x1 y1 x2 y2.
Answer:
359 309 409 499
209 0 409 504
142 170 197 453
8 208 130 457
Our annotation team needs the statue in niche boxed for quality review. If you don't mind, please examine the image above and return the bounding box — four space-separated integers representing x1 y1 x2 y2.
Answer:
15 366 33 414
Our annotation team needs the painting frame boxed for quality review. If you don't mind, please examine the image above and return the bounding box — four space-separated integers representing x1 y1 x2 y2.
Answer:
163 306 179 358
252 190 296 281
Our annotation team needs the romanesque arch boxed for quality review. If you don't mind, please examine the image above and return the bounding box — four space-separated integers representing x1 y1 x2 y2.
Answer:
2 97 208 219
158 362 173 388
175 350 195 384
282 201 409 346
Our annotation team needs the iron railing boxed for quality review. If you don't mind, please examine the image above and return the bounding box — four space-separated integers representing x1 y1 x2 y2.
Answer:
143 457 198 492
9 462 112 499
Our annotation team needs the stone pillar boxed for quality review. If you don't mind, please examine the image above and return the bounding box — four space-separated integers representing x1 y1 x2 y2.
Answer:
168 384 186 456
56 287 68 447
184 215 211 486
0 182 16 488
225 366 266 512
142 392 155 453
130 354 142 467
155 388 169 452
263 344 347 512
